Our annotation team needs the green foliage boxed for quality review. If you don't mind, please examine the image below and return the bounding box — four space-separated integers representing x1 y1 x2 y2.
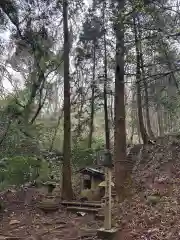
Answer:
72 137 104 167
0 95 24 118
72 146 95 167
37 118 64 150
0 122 39 158
0 95 41 158
0 156 40 186
35 160 51 184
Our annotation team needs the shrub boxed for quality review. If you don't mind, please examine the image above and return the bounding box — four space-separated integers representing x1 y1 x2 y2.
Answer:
0 156 41 186
71 137 104 168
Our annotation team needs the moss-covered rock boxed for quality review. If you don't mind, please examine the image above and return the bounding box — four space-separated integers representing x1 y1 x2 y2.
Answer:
146 195 160 205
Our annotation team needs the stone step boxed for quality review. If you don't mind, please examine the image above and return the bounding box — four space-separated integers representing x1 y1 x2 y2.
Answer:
61 201 101 208
66 206 99 213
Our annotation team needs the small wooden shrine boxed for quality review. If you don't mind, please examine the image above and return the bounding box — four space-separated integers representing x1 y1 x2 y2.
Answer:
78 167 105 191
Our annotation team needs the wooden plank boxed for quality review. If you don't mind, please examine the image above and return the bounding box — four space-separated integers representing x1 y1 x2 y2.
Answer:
66 206 99 213
61 201 101 208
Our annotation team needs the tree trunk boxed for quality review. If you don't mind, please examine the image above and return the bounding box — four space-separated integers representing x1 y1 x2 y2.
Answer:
137 17 154 139
75 87 87 142
136 107 142 143
114 0 130 201
103 1 110 150
130 124 134 144
133 16 149 144
88 42 96 149
142 76 154 138
30 86 48 124
130 92 136 144
62 0 73 200
110 90 114 127
163 107 168 134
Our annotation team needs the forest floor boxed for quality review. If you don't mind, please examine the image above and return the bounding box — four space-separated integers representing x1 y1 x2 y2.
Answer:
0 187 102 240
113 136 180 240
1 135 180 240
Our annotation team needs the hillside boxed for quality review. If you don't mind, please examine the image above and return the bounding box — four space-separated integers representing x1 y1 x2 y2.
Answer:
113 136 180 239
0 137 180 239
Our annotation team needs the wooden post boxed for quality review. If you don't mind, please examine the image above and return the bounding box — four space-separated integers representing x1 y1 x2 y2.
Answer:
80 175 84 192
104 167 112 230
97 151 119 240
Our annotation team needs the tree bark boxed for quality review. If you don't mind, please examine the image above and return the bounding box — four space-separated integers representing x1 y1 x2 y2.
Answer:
103 1 110 150
62 0 73 200
130 92 136 144
75 87 88 142
137 17 154 139
114 0 130 201
30 86 48 124
88 42 96 149
110 90 114 127
133 16 149 144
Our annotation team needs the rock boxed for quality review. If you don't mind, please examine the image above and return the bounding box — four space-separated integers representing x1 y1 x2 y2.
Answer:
9 220 20 225
37 198 59 213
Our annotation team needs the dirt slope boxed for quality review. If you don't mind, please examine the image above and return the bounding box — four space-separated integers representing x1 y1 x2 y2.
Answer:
114 139 180 239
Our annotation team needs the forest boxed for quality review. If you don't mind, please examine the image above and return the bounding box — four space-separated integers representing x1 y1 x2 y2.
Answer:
0 0 180 239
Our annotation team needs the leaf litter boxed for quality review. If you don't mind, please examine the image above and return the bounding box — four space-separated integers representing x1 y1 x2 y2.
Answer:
1 135 180 239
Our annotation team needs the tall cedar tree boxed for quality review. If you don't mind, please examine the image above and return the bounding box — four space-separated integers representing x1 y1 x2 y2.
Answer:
102 0 110 150
114 0 130 201
62 0 73 200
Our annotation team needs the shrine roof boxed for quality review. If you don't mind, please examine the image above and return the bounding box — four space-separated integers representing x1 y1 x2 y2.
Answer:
77 166 104 177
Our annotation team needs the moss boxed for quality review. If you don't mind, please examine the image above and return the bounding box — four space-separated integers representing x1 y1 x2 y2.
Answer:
146 195 161 205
